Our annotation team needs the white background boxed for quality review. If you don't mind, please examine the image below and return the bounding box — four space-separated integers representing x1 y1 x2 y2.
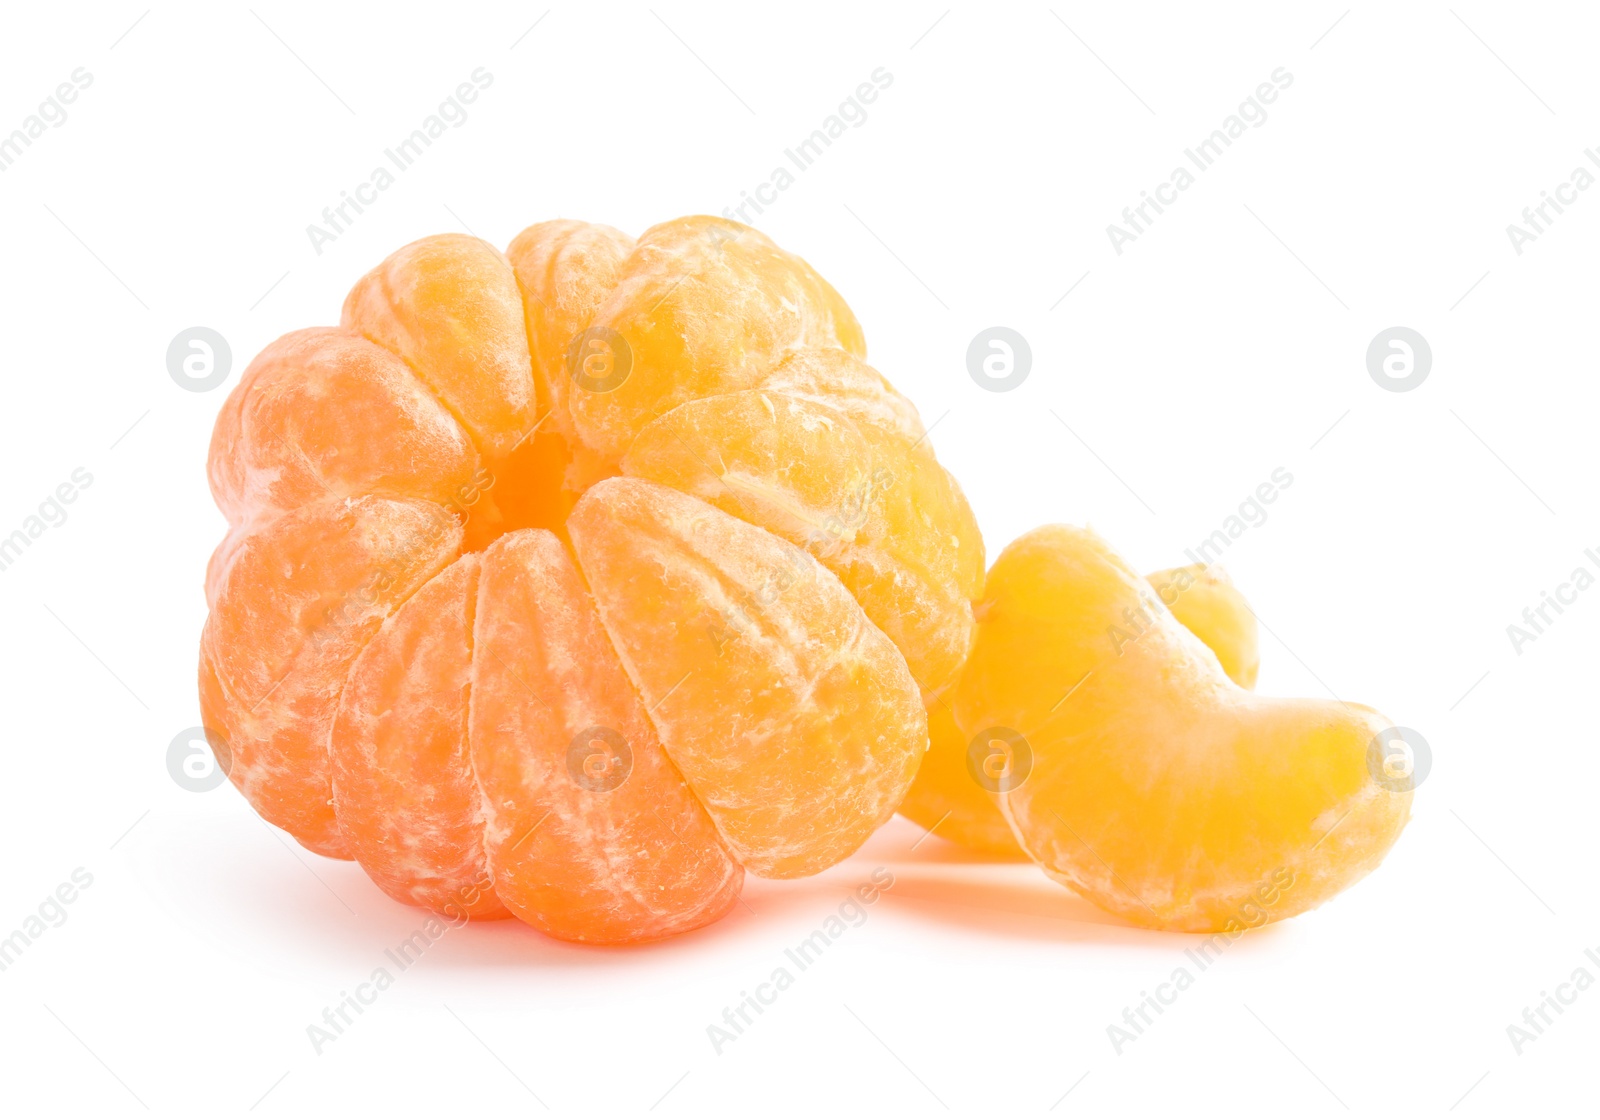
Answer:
0 2 1593 1116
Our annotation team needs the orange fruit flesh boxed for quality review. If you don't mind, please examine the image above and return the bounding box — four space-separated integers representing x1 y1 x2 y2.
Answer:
330 554 509 918
342 233 537 465
899 564 1262 858
469 529 742 942
568 216 867 470
951 526 1411 932
206 327 481 532
1149 563 1260 690
200 495 462 858
200 217 974 943
895 700 1026 857
504 219 635 507
568 478 926 878
620 376 981 697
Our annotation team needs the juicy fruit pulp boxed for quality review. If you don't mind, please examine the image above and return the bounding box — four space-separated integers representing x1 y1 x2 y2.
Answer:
951 526 1411 932
201 217 982 943
1149 563 1259 690
899 564 1262 859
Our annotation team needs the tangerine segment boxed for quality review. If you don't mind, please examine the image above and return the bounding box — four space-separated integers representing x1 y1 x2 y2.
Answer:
567 477 926 879
952 526 1411 931
759 347 927 448
330 554 509 919
470 529 741 943
207 327 480 532
620 383 977 695
568 216 866 468
504 220 634 449
342 233 537 464
501 220 637 532
894 701 1026 857
900 565 1265 858
1148 564 1259 690
760 348 987 619
199 496 463 858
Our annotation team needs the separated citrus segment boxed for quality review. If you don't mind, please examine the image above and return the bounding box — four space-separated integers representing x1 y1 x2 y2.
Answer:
1148 563 1259 690
952 525 1411 931
896 701 1026 857
901 563 1264 856
567 477 926 878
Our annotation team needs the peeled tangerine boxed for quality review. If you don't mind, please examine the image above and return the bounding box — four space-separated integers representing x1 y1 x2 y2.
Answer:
940 527 1411 931
200 218 982 944
900 563 1261 859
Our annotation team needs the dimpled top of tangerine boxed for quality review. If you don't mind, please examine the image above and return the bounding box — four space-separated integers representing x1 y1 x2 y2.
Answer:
200 216 978 943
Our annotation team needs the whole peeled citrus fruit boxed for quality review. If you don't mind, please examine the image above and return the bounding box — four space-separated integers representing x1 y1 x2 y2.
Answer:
200 217 982 944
